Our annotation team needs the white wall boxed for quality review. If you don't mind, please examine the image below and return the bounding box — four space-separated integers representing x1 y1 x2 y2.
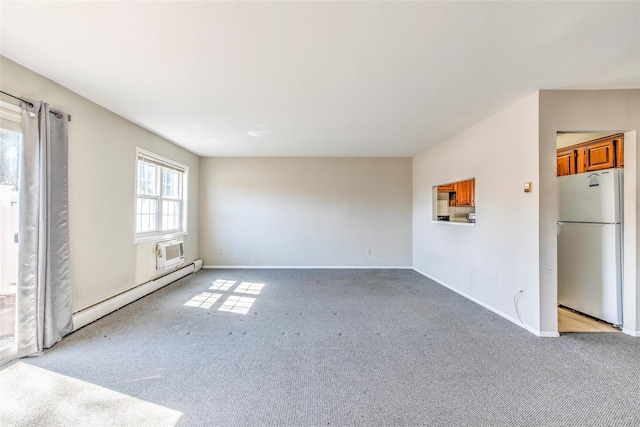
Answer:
413 93 543 334
0 57 200 312
539 90 640 335
199 157 412 267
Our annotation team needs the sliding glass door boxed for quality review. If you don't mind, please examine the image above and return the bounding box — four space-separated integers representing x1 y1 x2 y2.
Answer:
0 102 22 364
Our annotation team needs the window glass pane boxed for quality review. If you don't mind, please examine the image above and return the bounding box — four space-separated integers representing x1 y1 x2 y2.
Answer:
161 200 181 231
162 168 180 199
136 197 158 232
0 128 21 189
137 161 157 196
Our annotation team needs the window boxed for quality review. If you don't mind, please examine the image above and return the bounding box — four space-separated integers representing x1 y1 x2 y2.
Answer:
135 148 188 242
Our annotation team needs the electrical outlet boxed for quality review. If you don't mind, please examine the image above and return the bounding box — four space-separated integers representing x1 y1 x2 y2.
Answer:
76 287 83 299
218 249 223 255
367 248 372 255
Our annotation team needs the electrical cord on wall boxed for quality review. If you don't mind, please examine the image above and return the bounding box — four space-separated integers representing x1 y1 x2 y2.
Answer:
513 289 529 332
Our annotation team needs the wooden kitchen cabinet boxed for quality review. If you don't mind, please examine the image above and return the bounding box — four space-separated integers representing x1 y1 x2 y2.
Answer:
584 140 615 171
616 138 624 168
454 179 475 207
437 183 455 192
436 178 475 207
556 148 576 176
556 134 624 176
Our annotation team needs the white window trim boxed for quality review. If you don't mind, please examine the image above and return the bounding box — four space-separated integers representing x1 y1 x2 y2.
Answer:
0 100 22 133
134 147 189 244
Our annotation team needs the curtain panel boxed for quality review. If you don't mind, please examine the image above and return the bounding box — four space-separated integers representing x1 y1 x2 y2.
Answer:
16 100 72 356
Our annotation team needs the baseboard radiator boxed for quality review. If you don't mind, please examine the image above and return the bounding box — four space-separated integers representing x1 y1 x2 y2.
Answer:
72 259 203 332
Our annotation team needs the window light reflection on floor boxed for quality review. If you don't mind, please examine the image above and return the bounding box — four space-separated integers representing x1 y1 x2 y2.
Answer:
234 282 265 295
210 279 237 291
218 295 256 315
184 292 222 309
188 279 265 314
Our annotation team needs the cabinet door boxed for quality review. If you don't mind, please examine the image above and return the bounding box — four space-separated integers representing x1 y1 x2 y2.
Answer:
556 149 576 176
438 183 455 192
455 179 475 206
585 140 615 171
454 181 466 205
616 137 624 168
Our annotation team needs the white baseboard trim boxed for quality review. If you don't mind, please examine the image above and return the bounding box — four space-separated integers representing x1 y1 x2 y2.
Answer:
622 328 640 337
412 268 555 337
537 331 561 338
72 263 196 331
202 265 414 269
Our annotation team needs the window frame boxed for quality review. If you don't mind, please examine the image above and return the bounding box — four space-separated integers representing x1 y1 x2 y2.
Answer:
0 100 22 133
134 147 189 243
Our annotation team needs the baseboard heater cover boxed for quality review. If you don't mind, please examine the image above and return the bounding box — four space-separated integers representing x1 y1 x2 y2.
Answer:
72 262 196 331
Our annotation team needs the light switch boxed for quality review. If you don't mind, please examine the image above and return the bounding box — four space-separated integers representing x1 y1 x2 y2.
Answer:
524 182 532 193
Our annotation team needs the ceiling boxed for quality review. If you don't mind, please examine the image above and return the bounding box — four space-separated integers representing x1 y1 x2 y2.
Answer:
1 1 639 157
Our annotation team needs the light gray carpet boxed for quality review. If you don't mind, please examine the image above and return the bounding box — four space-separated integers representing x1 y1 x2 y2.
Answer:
2 269 640 426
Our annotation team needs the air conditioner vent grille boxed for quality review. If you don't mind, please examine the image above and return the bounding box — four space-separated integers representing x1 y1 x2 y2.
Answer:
165 243 183 260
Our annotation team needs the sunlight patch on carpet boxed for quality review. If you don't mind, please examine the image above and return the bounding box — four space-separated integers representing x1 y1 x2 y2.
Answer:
209 279 237 291
0 362 182 426
184 292 223 309
218 295 256 315
234 282 265 295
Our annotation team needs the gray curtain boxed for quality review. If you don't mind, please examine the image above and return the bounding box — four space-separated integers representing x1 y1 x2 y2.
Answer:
16 100 72 356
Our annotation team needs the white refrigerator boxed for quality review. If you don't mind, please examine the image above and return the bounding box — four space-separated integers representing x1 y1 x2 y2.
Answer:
557 168 623 325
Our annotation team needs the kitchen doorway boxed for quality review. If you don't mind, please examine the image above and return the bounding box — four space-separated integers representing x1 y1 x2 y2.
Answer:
556 132 625 333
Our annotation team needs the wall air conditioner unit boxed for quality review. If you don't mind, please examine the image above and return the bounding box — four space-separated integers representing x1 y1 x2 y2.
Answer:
156 240 184 270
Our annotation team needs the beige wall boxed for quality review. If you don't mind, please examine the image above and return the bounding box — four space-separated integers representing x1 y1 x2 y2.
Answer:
539 89 640 335
199 157 412 267
0 57 200 312
413 93 543 334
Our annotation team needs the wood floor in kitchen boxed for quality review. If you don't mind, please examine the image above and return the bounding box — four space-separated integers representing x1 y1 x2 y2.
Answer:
557 306 620 333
